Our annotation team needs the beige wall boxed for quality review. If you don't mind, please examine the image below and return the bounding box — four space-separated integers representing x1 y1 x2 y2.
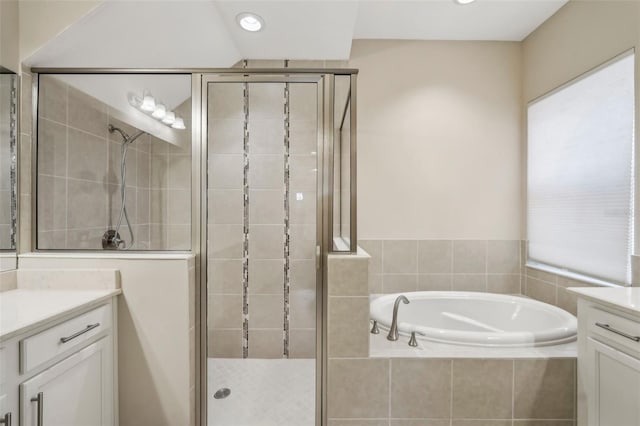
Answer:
349 40 523 240
523 0 639 101
18 0 101 64
19 254 196 426
0 0 19 72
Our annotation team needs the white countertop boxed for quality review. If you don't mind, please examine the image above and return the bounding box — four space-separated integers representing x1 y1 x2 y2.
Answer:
370 332 577 359
568 286 640 316
0 289 121 341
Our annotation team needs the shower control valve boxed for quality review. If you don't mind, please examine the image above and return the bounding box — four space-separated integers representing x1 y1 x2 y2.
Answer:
102 229 125 250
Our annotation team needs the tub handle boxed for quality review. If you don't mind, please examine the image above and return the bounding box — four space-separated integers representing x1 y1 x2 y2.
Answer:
408 331 425 347
595 322 640 342
370 320 380 334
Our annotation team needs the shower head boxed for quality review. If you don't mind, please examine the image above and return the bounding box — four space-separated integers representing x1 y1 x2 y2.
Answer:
108 124 129 140
108 124 146 145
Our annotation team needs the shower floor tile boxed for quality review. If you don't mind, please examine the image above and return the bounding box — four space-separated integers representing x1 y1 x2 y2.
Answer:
208 358 315 426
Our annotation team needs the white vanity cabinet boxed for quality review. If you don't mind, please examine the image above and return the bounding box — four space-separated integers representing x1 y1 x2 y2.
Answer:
20 337 113 426
573 291 640 426
0 294 118 426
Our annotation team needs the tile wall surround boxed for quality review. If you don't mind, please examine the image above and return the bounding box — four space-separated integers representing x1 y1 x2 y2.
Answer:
327 357 577 426
35 75 191 250
523 267 593 317
326 249 577 426
359 239 523 296
359 239 603 316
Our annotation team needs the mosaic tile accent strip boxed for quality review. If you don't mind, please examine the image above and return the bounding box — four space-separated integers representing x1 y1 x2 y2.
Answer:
283 80 291 358
242 76 250 359
9 76 17 250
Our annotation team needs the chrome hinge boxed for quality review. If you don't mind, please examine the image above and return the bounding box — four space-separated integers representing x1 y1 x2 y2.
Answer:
316 245 321 270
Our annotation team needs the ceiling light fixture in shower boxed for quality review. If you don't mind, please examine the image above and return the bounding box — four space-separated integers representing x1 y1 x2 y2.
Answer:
172 117 186 130
129 92 185 131
237 12 264 32
140 93 156 112
162 111 176 125
454 0 476 4
151 103 166 120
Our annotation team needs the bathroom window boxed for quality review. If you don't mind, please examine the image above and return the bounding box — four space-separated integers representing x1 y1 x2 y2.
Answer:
527 51 635 285
35 74 192 251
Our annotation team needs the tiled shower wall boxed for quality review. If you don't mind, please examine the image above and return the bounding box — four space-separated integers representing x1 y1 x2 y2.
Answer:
149 99 192 250
207 81 318 359
36 75 191 250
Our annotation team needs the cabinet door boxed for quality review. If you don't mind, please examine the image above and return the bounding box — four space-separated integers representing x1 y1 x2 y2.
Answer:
20 338 113 426
0 393 15 426
587 337 640 426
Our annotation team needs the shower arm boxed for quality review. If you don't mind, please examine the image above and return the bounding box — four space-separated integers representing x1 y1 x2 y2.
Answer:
104 125 146 250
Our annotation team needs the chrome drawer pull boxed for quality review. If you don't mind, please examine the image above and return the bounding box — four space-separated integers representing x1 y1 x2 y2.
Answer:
595 322 640 342
59 323 100 344
0 412 12 426
30 392 43 426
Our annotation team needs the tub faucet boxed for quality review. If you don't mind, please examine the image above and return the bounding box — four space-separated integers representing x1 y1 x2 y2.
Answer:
387 295 410 341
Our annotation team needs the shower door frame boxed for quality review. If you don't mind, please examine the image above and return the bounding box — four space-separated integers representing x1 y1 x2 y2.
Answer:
198 71 336 426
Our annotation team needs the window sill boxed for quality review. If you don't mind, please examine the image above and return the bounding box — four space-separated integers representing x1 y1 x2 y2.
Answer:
525 261 626 288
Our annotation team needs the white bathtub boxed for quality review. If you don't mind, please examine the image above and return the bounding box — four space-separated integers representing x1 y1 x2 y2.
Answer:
370 291 577 347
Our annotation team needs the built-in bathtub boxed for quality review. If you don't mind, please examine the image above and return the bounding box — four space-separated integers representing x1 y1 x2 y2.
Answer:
370 291 577 348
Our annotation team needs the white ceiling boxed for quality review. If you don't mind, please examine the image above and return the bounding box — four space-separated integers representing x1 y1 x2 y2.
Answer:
355 0 569 41
25 0 568 68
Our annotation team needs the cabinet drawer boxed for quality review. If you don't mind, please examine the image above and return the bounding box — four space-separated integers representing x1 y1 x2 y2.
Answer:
587 306 640 356
20 305 111 374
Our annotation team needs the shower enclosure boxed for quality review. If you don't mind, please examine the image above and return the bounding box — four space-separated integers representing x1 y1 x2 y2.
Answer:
31 66 357 426
200 69 356 426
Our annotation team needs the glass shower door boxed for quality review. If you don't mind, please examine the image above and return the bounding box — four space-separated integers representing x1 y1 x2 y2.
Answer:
204 77 321 426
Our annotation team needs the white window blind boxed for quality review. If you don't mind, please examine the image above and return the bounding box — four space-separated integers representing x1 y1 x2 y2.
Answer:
527 52 635 285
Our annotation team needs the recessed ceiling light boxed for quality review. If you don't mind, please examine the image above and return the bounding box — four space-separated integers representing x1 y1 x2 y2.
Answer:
454 0 476 4
237 12 264 32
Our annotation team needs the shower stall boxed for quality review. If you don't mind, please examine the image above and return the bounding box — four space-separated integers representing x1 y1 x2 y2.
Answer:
32 66 357 426
200 68 356 426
